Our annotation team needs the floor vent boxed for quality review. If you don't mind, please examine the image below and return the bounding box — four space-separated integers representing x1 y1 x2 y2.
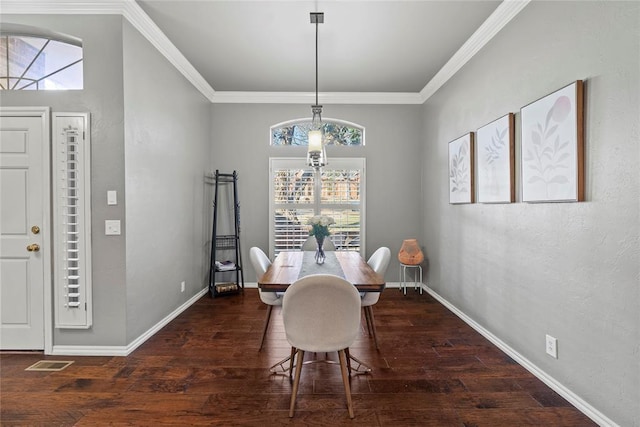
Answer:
25 360 74 372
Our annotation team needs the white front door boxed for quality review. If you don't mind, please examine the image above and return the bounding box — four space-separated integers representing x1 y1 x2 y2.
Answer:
0 109 50 350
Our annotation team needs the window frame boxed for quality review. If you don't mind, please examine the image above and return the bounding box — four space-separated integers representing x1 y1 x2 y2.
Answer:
0 33 83 91
269 157 366 259
52 112 92 329
270 118 365 147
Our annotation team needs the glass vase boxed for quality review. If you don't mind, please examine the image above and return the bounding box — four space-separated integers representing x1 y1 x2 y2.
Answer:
315 236 326 264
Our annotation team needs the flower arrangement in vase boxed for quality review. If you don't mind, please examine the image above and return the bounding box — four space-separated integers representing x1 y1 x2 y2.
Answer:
307 215 335 264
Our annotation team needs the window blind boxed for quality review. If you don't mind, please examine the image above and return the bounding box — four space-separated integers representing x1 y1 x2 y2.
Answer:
269 158 365 257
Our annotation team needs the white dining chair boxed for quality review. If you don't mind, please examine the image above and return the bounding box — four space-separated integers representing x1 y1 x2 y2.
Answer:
249 247 282 351
361 247 391 350
282 274 361 418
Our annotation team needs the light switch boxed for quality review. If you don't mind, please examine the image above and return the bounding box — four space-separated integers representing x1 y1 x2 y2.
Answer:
107 190 117 205
105 220 121 235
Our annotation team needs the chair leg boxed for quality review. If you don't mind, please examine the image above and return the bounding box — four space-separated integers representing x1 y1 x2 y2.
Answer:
289 346 296 380
289 349 305 418
366 306 380 350
338 349 355 419
363 307 373 336
259 305 274 351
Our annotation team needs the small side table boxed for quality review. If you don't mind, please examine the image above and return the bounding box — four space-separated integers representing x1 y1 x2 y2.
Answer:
399 263 423 295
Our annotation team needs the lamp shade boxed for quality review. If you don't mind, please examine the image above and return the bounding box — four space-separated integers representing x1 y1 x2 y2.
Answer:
308 130 323 152
398 239 424 265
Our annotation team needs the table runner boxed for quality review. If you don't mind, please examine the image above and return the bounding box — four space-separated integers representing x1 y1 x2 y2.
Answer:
299 251 346 279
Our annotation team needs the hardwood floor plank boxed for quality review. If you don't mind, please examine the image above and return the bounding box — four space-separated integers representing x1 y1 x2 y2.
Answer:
0 289 597 426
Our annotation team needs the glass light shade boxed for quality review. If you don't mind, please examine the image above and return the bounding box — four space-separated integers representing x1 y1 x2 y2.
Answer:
306 103 326 169
398 239 424 265
308 130 323 152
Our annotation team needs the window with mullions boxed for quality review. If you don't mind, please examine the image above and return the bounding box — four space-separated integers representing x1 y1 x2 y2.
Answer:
269 158 365 257
271 119 364 146
0 34 83 90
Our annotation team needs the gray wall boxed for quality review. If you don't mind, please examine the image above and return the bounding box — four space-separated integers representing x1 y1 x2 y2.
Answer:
209 104 423 282
1 15 212 347
1 15 129 346
4 5 638 424
420 2 639 426
122 22 211 342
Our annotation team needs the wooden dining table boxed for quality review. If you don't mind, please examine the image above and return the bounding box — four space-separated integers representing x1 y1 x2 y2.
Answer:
257 250 385 375
257 250 386 293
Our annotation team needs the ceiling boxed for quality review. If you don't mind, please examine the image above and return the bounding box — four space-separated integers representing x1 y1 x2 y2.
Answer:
1 0 528 102
135 1 502 95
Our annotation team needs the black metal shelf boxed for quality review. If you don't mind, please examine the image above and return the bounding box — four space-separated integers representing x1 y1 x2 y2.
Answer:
209 170 244 297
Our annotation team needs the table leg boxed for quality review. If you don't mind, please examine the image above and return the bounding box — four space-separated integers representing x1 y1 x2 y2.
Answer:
347 353 372 374
269 354 295 375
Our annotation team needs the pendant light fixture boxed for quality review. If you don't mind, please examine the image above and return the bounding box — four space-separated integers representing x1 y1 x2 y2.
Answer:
306 11 327 170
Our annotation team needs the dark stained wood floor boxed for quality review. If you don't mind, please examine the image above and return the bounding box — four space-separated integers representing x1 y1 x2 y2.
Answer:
1 289 597 426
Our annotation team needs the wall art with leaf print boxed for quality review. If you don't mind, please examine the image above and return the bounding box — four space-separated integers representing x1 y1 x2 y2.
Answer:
448 132 474 204
477 113 515 203
521 80 584 202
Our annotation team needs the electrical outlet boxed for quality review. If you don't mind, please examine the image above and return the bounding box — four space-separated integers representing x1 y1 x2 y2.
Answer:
546 334 558 358
180 281 186 292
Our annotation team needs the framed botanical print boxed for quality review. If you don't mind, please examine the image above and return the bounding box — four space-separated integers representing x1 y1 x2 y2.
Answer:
477 113 515 203
448 132 474 204
521 80 585 202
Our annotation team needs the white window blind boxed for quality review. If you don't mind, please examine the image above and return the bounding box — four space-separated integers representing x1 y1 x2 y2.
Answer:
269 158 365 257
53 113 92 329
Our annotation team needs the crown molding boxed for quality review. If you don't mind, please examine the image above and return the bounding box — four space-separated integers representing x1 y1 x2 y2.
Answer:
120 1 216 101
211 91 423 105
419 0 531 102
1 0 530 105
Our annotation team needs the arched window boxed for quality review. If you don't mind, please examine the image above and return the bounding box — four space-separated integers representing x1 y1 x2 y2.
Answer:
271 118 364 146
0 25 83 91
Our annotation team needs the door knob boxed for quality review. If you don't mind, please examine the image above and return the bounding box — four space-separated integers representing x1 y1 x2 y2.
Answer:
31 225 40 234
27 243 40 252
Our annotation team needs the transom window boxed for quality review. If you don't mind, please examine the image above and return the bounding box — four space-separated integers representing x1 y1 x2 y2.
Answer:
271 118 364 147
0 34 83 90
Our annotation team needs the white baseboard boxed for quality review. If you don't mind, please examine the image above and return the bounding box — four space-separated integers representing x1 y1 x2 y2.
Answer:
421 284 617 427
51 288 209 357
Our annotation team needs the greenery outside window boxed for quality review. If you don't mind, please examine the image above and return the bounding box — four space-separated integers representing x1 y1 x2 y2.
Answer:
271 118 364 147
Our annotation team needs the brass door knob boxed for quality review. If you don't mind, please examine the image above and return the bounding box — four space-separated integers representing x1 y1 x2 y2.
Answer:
27 243 40 252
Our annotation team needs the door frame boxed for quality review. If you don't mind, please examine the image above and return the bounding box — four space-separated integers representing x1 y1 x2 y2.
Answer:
1 106 53 354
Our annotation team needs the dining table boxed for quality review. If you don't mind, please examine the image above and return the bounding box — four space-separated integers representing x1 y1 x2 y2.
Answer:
257 250 386 375
258 250 386 292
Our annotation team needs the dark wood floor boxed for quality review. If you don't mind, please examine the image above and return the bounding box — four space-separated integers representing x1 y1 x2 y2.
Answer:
1 288 596 426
